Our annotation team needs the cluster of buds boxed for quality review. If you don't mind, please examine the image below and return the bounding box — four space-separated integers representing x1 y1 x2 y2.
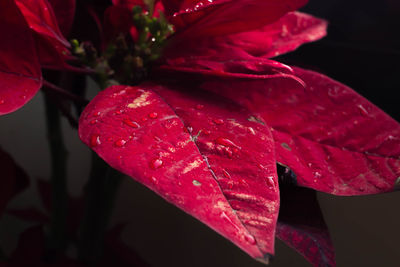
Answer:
71 5 174 88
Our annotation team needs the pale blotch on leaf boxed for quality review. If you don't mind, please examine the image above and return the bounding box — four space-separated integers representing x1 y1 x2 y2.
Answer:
192 180 202 186
281 142 292 151
127 91 152 108
247 116 265 125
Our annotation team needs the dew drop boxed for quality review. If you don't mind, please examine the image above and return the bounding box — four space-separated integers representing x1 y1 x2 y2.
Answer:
150 158 163 169
0 99 4 105
203 130 211 135
123 118 140 128
93 111 101 117
196 104 204 110
244 233 257 245
357 104 369 116
192 180 202 186
114 139 127 147
148 112 158 119
20 95 26 99
215 137 241 149
222 169 231 179
314 171 322 178
90 134 101 147
266 176 275 187
213 118 224 125
90 119 97 125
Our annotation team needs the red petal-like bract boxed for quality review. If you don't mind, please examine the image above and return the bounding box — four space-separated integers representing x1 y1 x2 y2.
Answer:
201 66 400 195
165 12 327 61
0 0 42 115
48 0 76 36
79 84 280 261
15 0 71 68
164 0 308 38
277 177 335 267
0 147 29 218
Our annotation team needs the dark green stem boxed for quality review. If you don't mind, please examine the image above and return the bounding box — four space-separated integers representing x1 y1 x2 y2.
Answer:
44 92 69 255
78 152 122 265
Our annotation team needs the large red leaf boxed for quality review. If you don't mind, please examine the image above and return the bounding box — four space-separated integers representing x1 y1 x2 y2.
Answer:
0 0 42 115
165 12 327 61
48 0 76 36
164 0 307 38
79 83 280 261
277 168 335 267
15 0 71 68
198 66 400 195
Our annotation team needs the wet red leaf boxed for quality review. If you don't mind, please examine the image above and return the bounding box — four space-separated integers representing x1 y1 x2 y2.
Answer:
48 0 76 36
164 12 327 61
200 66 400 195
164 0 307 39
0 0 42 115
0 147 29 218
79 84 280 261
15 0 71 68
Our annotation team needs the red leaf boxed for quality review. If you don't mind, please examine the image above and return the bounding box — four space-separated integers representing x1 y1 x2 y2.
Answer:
15 0 71 68
0 147 29 218
277 170 335 267
165 0 307 39
165 12 327 61
48 0 76 36
79 83 280 261
0 0 42 115
200 66 400 195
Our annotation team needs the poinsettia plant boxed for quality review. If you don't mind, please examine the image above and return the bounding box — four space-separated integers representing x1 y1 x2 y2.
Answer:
1 0 399 266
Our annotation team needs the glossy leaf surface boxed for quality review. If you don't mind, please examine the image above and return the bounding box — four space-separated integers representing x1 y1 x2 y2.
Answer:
165 12 327 61
15 0 70 68
0 0 42 115
48 0 76 36
165 0 307 38
202 66 400 195
79 84 280 261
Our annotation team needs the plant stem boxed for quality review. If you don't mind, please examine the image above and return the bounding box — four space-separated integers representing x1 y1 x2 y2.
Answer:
44 92 69 256
78 152 122 265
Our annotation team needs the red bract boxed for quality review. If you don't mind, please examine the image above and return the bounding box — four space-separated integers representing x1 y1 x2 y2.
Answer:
78 0 400 266
0 0 75 115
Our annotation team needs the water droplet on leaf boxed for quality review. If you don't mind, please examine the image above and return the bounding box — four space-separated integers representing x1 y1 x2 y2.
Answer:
150 158 163 169
123 118 140 128
213 118 224 125
148 112 158 119
114 139 127 147
90 134 101 147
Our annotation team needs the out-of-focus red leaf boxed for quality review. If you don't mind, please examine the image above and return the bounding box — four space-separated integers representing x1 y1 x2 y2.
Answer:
165 12 327 61
200 66 400 195
101 224 150 267
0 0 42 115
48 0 76 36
0 147 29 217
79 83 280 261
164 0 307 39
276 169 335 267
15 0 71 68
5 226 85 267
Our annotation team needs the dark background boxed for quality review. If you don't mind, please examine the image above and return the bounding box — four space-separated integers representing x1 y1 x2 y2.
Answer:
1 0 399 266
